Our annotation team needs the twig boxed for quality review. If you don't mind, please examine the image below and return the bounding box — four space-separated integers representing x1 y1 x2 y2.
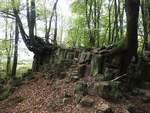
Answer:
111 73 127 81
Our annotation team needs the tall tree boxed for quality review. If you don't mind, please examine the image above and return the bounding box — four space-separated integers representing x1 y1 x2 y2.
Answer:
45 0 59 43
119 0 140 74
101 0 140 75
141 0 149 50
10 0 59 71
11 20 19 79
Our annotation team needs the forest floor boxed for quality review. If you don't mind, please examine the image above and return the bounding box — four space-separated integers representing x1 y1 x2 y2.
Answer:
0 64 150 113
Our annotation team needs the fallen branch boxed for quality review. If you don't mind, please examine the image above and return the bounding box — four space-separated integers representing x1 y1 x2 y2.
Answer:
111 73 128 82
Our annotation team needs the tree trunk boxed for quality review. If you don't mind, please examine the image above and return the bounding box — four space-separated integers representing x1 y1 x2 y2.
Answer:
53 6 58 45
45 0 59 43
119 0 140 74
11 0 57 72
141 1 149 50
11 20 19 79
85 0 95 46
5 10 12 77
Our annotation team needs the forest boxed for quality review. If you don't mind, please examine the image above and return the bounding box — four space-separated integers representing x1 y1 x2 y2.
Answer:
0 0 150 113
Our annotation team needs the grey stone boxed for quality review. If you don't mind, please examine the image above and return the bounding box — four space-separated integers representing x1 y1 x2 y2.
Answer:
95 81 122 100
75 94 83 104
70 76 80 82
90 55 104 76
80 96 94 107
94 81 110 99
96 103 114 113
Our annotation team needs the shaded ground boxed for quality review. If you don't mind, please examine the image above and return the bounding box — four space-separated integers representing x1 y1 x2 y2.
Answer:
0 66 150 113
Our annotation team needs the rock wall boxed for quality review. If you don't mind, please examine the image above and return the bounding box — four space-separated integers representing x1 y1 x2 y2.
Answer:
45 47 150 83
47 48 107 78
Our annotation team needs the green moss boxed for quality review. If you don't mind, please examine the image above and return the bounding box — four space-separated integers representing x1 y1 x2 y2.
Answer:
74 81 88 96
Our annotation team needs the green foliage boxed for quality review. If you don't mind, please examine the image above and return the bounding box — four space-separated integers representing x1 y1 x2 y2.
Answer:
0 87 11 101
0 40 11 56
67 0 111 47
67 0 129 47
16 62 32 77
0 40 12 79
36 1 51 20
71 0 86 14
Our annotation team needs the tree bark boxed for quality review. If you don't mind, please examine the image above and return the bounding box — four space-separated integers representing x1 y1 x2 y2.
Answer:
11 0 55 72
45 0 59 43
11 20 19 79
141 1 149 50
119 0 140 74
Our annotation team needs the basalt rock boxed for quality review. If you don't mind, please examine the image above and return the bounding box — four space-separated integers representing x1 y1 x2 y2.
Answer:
90 55 105 76
104 67 119 81
95 81 122 100
74 81 88 96
80 96 94 107
78 64 87 77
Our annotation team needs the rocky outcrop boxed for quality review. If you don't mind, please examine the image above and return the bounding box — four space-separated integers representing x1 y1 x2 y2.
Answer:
94 81 122 100
47 47 107 77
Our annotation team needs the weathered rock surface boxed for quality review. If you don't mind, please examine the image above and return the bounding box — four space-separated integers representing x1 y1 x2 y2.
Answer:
96 103 114 113
95 81 122 100
80 96 94 107
74 81 88 96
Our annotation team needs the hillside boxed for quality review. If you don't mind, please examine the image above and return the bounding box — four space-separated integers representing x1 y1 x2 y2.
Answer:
0 61 150 113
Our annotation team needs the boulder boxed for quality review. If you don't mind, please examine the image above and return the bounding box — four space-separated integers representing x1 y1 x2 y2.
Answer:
70 76 80 82
111 82 122 100
74 81 88 96
94 81 110 99
95 81 122 100
74 94 83 104
80 96 94 107
96 103 114 113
